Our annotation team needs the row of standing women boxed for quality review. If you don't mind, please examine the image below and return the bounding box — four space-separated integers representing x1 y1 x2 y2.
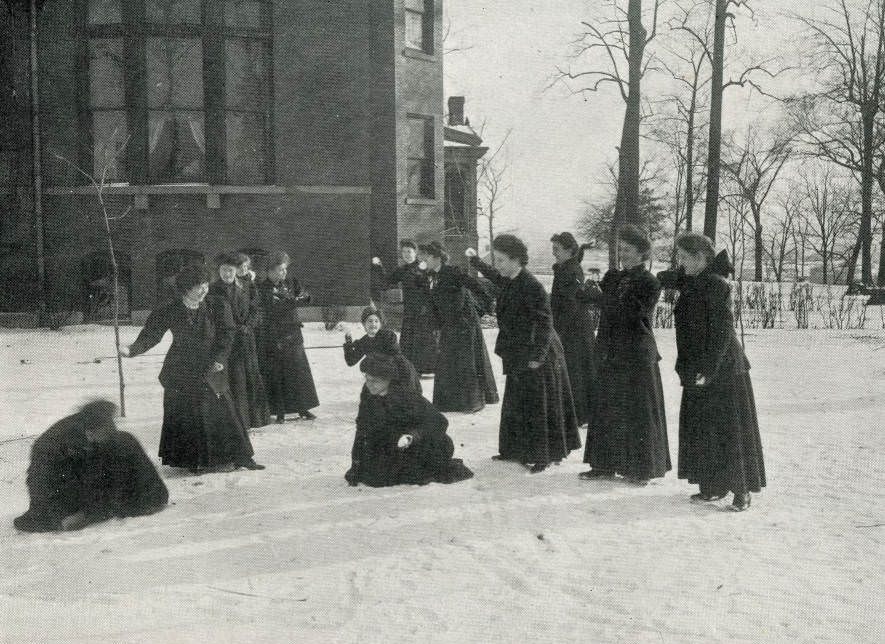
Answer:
120 251 320 473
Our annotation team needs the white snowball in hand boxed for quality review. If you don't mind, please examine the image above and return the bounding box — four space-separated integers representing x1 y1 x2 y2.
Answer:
372 257 382 266
465 248 477 258
418 261 427 270
397 435 413 449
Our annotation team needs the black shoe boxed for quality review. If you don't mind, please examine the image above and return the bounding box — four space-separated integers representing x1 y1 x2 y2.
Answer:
624 477 649 487
491 454 514 461
529 462 548 474
691 492 727 503
578 469 613 480
275 414 285 424
728 493 751 511
237 459 266 471
298 410 316 420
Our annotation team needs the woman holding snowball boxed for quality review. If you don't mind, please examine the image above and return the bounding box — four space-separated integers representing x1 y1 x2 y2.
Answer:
468 236 581 473
657 233 765 511
343 305 422 392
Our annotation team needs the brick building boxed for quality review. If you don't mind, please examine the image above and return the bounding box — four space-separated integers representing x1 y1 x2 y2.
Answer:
0 0 479 322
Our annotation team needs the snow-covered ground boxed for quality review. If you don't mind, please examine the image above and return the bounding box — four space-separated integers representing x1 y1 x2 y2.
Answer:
1 324 883 643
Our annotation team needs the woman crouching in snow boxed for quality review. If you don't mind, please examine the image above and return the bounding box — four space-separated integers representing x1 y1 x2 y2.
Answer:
345 354 473 487
657 233 765 511
344 306 422 392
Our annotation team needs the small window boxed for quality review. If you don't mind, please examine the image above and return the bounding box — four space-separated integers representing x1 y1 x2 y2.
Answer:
146 0 202 25
405 0 433 54
225 37 270 183
225 0 269 29
88 0 121 25
407 115 435 199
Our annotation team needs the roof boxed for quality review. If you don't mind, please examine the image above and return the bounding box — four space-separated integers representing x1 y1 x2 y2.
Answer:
444 124 483 147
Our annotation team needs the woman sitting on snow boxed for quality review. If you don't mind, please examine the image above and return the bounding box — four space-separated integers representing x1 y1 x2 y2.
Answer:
343 306 421 392
345 354 473 488
14 400 168 532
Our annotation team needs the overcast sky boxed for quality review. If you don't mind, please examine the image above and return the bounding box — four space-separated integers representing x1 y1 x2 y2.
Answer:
443 0 817 249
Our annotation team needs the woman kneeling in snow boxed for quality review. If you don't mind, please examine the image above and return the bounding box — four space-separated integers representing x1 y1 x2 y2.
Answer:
345 354 473 487
14 400 168 532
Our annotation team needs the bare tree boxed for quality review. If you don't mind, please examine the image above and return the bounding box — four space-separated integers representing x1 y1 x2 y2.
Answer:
797 163 856 285
555 0 663 267
476 129 512 266
54 134 132 417
721 128 793 280
789 0 885 285
765 194 798 281
722 194 750 278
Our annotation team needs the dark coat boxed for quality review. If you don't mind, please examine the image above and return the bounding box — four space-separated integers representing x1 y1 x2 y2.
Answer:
372 260 438 372
551 255 599 424
658 251 765 495
471 258 581 464
427 263 498 412
14 415 167 532
129 297 254 468
581 265 670 479
257 277 320 414
208 279 270 428
345 387 473 487
343 328 422 392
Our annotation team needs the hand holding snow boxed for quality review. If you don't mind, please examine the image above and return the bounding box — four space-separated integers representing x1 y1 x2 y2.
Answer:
397 434 413 449
372 257 382 266
465 248 477 258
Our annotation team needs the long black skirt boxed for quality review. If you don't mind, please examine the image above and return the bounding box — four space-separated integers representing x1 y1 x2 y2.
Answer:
433 319 499 413
159 385 254 468
264 336 320 415
558 328 598 425
499 337 581 465
228 330 270 428
400 311 439 374
678 370 765 496
584 358 671 479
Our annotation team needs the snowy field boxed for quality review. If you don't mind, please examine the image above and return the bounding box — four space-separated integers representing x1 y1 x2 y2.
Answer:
1 323 883 643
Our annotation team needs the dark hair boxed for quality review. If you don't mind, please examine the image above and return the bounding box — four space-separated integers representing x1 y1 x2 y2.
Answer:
399 239 417 250
266 251 290 270
675 233 716 262
550 232 579 254
361 305 384 324
175 264 212 295
492 234 529 266
214 252 242 268
233 252 251 267
418 241 450 263
360 353 398 380
80 399 117 422
618 224 652 260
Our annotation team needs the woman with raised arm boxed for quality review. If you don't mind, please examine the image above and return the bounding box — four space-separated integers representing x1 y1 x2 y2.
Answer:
468 236 580 473
371 239 438 374
343 306 422 392
120 265 263 472
208 252 270 429
658 234 765 511
257 251 320 424
418 241 498 413
549 232 599 426
578 224 670 486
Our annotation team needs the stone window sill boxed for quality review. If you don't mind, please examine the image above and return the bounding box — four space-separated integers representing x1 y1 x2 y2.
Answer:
402 47 437 62
405 197 437 205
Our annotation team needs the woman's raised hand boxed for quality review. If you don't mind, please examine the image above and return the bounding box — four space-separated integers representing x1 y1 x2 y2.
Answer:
344 331 353 343
397 434 414 449
372 256 382 266
118 344 131 357
465 248 477 258
418 261 427 270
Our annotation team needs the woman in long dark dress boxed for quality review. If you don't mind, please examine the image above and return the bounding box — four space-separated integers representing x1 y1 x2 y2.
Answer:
208 252 270 429
658 234 765 511
418 241 499 413
550 232 599 426
345 354 473 487
578 225 670 485
371 239 438 374
467 236 581 472
121 265 263 472
257 251 320 423
343 306 422 392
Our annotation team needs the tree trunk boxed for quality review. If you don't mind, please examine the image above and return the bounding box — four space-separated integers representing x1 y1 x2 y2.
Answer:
753 205 763 281
844 231 863 285
487 208 495 267
28 0 46 320
684 86 696 232
860 109 875 284
703 0 727 241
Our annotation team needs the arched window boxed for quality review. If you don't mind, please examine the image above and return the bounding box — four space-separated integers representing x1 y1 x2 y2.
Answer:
155 248 205 303
80 250 133 321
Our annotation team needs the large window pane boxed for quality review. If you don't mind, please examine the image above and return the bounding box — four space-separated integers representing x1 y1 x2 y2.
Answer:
147 37 204 110
149 111 206 182
226 112 266 184
225 0 267 29
405 10 424 50
92 110 128 181
146 0 202 25
89 39 125 109
225 39 268 109
407 116 434 198
88 0 121 25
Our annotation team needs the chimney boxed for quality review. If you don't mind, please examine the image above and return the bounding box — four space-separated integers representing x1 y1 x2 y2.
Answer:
448 96 465 126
